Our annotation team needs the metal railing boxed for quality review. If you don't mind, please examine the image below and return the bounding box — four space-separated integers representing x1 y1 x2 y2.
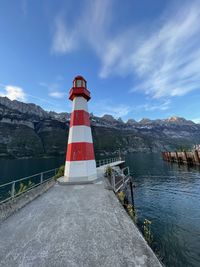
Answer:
0 168 59 204
0 157 126 204
110 166 130 192
96 157 123 167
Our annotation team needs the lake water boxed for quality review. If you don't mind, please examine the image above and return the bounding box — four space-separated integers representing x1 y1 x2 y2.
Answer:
0 153 200 266
0 157 65 185
126 153 200 267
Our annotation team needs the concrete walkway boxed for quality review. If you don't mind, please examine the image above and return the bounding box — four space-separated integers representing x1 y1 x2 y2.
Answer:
0 178 161 266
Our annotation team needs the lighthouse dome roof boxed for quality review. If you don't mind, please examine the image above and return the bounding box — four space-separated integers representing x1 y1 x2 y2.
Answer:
74 75 86 81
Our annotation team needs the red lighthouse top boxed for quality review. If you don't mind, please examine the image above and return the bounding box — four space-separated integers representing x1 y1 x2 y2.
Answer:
69 75 91 101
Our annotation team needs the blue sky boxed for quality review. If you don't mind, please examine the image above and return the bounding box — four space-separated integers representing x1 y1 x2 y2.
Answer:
0 0 200 122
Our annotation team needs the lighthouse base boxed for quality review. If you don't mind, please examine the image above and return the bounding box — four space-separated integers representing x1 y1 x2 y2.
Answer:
57 175 96 185
61 160 97 183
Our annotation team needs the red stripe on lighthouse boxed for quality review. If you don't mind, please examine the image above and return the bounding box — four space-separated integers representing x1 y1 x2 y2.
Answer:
66 142 95 161
70 110 90 127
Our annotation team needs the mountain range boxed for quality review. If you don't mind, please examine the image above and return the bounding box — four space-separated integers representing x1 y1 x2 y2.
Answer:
0 96 199 159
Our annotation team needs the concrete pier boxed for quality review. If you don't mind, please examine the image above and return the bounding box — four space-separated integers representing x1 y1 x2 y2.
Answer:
0 165 161 267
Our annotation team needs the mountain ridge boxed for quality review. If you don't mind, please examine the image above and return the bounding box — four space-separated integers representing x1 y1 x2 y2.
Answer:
0 96 199 159
0 96 196 126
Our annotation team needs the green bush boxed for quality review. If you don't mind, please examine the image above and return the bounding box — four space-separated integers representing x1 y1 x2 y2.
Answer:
54 165 64 180
105 166 112 177
143 219 153 245
117 191 125 203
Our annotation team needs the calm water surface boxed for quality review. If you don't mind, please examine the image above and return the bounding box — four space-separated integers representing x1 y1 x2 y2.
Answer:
0 157 65 185
0 153 200 266
126 153 200 267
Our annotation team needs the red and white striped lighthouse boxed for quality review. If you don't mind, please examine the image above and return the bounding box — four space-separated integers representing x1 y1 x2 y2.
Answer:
63 76 97 182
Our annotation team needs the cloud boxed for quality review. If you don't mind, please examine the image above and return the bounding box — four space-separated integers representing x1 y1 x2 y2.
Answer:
129 1 200 99
51 0 200 101
91 100 131 118
98 0 200 99
39 82 60 91
0 85 27 101
142 100 171 111
39 81 65 99
51 0 112 55
49 91 65 98
51 15 77 54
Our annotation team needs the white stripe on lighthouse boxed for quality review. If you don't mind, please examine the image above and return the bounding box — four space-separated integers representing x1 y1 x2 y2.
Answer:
68 125 93 144
72 97 88 111
64 160 97 181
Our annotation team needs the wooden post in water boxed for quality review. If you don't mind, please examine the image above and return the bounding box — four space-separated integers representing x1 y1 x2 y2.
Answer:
183 151 188 164
168 152 172 162
175 151 179 164
194 150 200 165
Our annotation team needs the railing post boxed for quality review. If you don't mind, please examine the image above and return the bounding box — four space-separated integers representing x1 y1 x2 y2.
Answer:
40 173 43 184
113 174 115 191
11 182 15 198
112 174 116 192
127 166 130 176
122 174 125 185
130 181 134 208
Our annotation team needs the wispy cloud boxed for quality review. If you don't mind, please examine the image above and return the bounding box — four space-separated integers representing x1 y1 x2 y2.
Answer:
129 1 200 99
51 0 200 102
91 99 131 118
142 99 171 111
39 82 59 91
0 84 27 101
98 1 200 99
51 15 78 54
39 82 66 98
49 91 65 98
51 0 112 55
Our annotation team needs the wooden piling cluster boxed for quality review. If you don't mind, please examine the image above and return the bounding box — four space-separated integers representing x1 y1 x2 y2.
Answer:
162 150 200 165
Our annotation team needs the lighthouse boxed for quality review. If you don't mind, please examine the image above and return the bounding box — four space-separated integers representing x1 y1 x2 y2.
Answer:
63 76 97 182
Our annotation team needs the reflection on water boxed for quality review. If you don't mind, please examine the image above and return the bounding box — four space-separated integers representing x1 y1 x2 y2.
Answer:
126 153 200 267
0 153 200 266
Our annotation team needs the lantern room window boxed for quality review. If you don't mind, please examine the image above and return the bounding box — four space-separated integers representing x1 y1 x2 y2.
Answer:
76 80 82 87
73 77 87 88
75 79 86 87
82 80 86 87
